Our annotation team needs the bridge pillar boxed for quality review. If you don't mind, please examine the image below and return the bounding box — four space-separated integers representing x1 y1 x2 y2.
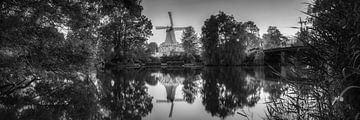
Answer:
254 50 264 65
281 51 285 65
281 66 287 77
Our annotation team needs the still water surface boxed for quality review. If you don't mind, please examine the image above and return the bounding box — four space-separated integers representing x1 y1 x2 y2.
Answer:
98 67 285 120
1 66 288 120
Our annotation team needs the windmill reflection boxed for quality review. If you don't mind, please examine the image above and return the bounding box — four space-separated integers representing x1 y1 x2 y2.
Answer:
153 72 185 117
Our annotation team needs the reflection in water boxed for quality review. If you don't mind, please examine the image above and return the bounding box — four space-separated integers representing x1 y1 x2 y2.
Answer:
150 68 202 118
201 67 261 119
154 72 185 117
1 67 288 120
264 65 360 119
0 71 101 120
97 69 154 119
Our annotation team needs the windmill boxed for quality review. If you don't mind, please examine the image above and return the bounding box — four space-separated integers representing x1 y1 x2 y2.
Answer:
156 11 190 45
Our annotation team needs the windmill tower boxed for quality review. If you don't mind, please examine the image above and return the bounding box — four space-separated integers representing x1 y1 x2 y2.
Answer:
156 12 190 56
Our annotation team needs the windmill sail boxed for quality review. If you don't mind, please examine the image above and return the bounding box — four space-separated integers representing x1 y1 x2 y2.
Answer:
168 12 174 27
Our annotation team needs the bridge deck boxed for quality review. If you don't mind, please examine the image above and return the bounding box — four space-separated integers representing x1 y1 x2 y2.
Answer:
264 46 308 53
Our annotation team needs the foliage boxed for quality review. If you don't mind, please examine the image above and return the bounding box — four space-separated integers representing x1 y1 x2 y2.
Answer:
147 42 158 54
266 0 360 119
292 31 306 46
100 13 153 65
0 0 153 99
160 53 202 64
262 26 289 49
0 0 95 96
201 11 258 65
243 21 261 50
181 26 199 56
303 0 360 118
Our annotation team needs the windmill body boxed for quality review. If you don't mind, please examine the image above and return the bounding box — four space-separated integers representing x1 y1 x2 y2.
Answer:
156 12 190 56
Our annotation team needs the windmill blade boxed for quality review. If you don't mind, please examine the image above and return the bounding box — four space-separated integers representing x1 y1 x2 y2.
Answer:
289 26 300 29
173 99 185 102
173 26 190 30
168 11 174 27
156 26 170 30
156 100 169 103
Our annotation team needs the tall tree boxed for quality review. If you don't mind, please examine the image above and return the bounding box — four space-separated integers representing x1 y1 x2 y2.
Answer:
262 26 288 49
147 42 158 53
100 8 153 64
244 21 261 49
201 11 258 65
181 26 199 56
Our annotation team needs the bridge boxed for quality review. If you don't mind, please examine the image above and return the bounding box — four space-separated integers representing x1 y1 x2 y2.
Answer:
253 46 309 65
263 46 308 53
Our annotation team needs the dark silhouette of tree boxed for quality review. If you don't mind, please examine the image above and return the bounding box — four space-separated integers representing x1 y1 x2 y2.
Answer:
295 0 360 119
201 11 259 65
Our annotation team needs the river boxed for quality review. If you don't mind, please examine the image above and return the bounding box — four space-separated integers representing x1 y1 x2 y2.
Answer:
0 66 332 120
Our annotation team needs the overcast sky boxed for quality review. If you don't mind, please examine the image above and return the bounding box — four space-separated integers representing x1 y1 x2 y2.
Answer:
142 0 310 44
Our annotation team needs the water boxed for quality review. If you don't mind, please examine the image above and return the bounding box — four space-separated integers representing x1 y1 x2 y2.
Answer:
0 66 288 120
142 67 273 120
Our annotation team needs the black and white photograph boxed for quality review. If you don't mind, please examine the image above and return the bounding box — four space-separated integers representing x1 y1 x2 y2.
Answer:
1 0 360 120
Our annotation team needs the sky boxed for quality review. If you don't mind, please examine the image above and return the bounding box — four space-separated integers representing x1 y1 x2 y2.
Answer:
141 0 310 44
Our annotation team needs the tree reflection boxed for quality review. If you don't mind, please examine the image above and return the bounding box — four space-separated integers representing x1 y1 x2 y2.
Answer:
182 78 199 104
201 67 261 118
0 68 156 120
182 69 201 104
0 71 101 120
97 69 153 120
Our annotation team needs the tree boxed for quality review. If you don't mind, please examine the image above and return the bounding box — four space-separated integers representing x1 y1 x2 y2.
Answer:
292 31 305 46
243 21 261 50
147 42 158 54
262 26 288 49
100 10 153 65
0 0 98 96
181 26 199 56
0 0 152 97
201 11 258 65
